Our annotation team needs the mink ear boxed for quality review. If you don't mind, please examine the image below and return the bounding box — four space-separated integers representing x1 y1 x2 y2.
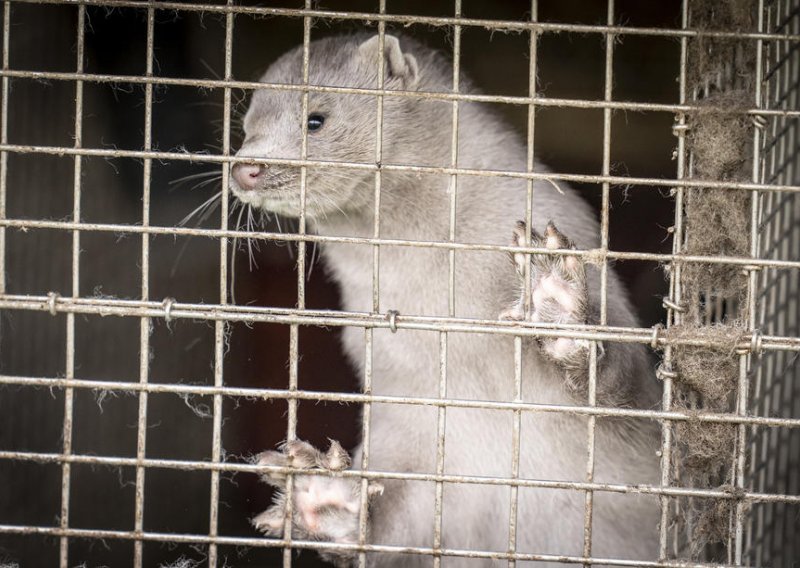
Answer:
357 34 419 88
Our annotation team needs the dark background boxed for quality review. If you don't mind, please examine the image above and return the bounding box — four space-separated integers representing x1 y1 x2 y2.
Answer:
0 1 680 566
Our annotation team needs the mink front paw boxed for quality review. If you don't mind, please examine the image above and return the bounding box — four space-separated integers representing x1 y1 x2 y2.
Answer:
501 221 592 367
254 440 383 566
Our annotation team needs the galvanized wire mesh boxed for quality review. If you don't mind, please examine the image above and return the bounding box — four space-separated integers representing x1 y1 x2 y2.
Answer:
0 1 797 567
744 0 800 566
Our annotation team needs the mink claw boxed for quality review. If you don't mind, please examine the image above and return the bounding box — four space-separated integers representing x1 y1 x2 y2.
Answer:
253 439 379 558
323 439 351 471
500 220 590 368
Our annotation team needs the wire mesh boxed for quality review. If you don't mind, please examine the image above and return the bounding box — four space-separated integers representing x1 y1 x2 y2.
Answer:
744 0 800 566
0 1 797 567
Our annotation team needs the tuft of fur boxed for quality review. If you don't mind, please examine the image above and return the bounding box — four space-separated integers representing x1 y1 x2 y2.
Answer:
687 91 753 182
691 486 748 552
687 0 755 89
670 5 757 553
683 91 752 298
667 324 744 406
667 325 742 497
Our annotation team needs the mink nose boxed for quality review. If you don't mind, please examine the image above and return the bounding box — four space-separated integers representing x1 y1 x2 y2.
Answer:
232 162 266 191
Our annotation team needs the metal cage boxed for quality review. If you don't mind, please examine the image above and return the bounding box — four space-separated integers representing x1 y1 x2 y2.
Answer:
744 0 800 565
0 1 798 567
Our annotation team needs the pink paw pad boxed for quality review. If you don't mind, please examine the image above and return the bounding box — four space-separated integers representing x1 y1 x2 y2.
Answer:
502 220 590 364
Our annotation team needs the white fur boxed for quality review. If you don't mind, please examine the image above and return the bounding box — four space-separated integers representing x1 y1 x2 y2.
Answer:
234 33 662 567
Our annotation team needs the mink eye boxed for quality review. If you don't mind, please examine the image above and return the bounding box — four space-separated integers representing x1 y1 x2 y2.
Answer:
307 113 325 132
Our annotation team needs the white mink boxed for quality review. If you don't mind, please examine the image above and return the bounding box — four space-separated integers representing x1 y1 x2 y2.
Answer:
231 33 661 567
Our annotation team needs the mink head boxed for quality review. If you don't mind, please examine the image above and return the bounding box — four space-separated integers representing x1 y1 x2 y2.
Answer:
231 33 453 220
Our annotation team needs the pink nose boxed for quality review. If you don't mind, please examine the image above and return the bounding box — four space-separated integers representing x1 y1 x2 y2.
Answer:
232 162 266 191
